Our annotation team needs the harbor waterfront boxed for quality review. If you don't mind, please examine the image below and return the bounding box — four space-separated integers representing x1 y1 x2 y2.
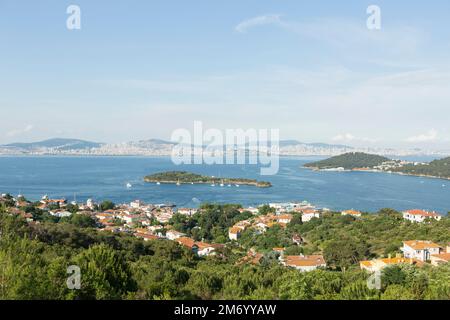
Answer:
0 156 448 213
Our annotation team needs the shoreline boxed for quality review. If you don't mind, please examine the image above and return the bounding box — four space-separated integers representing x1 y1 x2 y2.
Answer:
304 166 450 182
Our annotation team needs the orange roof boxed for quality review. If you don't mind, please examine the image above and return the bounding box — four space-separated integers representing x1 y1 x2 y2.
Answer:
284 255 326 267
176 237 196 248
431 253 450 262
342 209 361 215
404 209 440 217
136 233 159 240
302 209 318 214
273 247 285 252
404 240 441 250
229 227 242 234
196 241 223 250
277 214 293 220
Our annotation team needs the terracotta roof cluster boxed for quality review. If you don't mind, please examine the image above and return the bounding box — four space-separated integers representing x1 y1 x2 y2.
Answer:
404 209 440 217
284 255 326 267
403 240 441 250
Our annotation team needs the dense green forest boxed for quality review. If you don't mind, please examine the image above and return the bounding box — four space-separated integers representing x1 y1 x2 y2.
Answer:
391 157 450 179
304 153 391 170
144 171 271 187
1 202 449 300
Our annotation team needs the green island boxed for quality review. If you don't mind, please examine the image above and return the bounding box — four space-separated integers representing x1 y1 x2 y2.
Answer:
144 171 272 188
390 157 450 180
304 152 450 180
304 152 391 170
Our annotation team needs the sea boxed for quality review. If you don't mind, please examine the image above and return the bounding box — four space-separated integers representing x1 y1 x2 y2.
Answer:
0 156 449 214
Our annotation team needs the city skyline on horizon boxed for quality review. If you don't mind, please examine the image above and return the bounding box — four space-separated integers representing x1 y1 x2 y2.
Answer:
1 1 450 149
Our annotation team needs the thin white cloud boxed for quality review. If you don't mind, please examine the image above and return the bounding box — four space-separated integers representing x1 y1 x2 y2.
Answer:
6 124 34 138
235 15 282 33
406 129 438 142
332 133 379 143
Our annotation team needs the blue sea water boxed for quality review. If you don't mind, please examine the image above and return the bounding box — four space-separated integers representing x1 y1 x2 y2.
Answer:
0 156 449 214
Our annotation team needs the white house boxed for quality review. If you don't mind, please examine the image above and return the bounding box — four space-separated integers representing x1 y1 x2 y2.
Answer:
341 209 362 217
301 209 320 222
165 230 186 240
228 227 242 241
431 244 450 266
281 255 326 272
49 210 72 218
276 214 293 224
401 240 442 262
402 209 442 223
130 200 143 209
177 208 197 216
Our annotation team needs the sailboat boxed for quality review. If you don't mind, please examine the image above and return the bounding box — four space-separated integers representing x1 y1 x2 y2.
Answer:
220 179 224 187
176 179 181 186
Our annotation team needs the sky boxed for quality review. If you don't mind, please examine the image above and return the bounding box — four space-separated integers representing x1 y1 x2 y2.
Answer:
1 0 450 149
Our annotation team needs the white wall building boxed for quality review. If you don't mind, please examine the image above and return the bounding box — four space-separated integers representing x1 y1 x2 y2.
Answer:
402 209 442 223
401 240 441 262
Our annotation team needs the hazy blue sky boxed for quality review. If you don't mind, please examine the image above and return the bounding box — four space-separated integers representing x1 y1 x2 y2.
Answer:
1 0 450 148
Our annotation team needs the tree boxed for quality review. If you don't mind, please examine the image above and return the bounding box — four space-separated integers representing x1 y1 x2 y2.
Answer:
324 239 371 271
381 284 415 300
99 200 115 211
71 244 136 299
258 205 275 215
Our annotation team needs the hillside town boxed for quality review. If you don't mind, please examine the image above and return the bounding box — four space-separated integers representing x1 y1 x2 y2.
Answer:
1 193 448 274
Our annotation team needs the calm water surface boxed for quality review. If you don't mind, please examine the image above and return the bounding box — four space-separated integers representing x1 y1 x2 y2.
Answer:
0 156 449 213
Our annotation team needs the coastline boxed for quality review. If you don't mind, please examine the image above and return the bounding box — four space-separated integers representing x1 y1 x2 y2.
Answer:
304 166 450 182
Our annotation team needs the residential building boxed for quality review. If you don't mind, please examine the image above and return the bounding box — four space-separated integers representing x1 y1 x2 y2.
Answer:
281 255 326 272
341 209 362 217
402 209 442 223
228 227 242 241
301 209 320 222
360 256 423 272
166 230 186 240
401 240 442 262
431 244 450 266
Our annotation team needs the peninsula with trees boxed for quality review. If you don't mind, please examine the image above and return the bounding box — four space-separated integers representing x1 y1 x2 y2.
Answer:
144 171 272 188
304 152 450 180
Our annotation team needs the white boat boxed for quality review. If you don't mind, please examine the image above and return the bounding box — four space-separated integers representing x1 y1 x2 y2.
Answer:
235 184 240 187
156 182 161 185
126 183 132 189
227 184 231 187
211 184 215 187
176 180 181 186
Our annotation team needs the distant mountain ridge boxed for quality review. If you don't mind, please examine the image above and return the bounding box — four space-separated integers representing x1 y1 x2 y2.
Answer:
2 138 103 151
1 138 448 157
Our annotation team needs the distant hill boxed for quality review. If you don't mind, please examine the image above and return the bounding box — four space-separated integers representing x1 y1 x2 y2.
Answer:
304 152 391 170
3 138 103 151
279 140 351 149
391 157 450 179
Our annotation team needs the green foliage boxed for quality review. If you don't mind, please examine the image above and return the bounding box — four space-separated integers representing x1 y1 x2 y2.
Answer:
71 244 136 299
392 157 450 179
99 200 115 211
304 152 391 170
144 171 271 187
